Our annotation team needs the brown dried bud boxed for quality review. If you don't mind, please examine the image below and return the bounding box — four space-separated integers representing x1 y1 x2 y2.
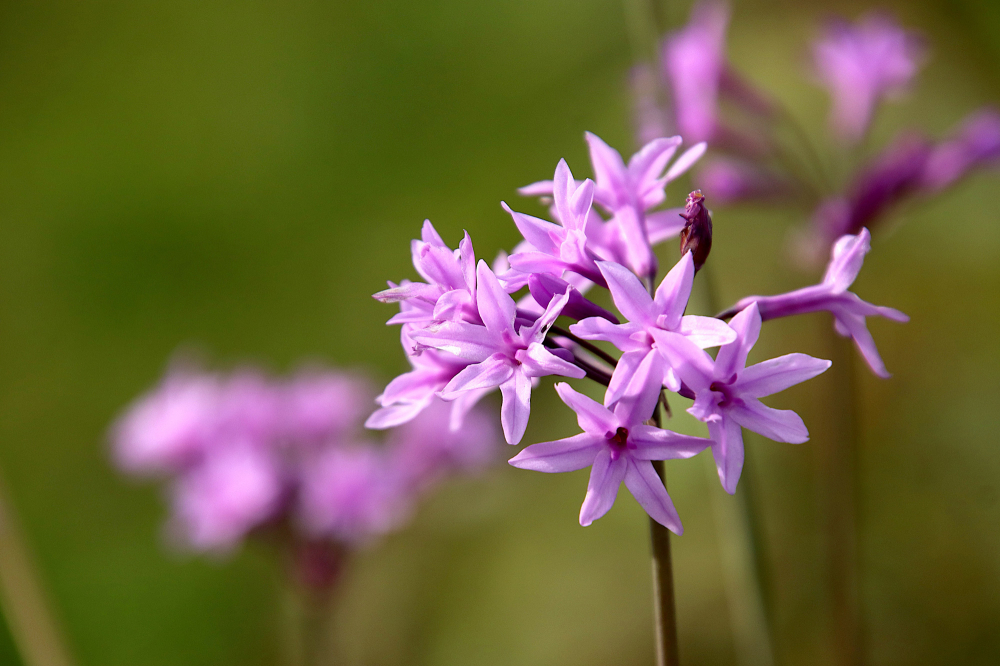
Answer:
679 190 713 273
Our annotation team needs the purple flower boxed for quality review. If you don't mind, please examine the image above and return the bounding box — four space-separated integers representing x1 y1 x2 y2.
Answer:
373 220 479 327
297 446 409 546
920 108 1000 191
570 252 736 408
365 327 488 431
662 0 729 143
412 261 585 444
387 397 498 494
169 440 284 551
282 369 373 445
509 383 709 531
730 229 908 377
112 369 222 475
654 303 831 493
813 12 924 142
518 133 705 278
697 158 788 204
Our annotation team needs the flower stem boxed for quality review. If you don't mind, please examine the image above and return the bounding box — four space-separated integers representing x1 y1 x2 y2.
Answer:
0 475 76 666
649 459 681 666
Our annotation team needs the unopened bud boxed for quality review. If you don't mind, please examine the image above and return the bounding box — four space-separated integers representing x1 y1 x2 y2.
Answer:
679 190 713 272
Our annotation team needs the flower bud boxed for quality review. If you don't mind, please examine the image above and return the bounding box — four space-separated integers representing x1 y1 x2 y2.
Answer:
679 190 713 272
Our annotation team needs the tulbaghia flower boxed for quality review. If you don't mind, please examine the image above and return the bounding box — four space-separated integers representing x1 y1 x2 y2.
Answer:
282 369 373 445
729 229 908 377
373 220 479 326
509 383 709 531
570 253 735 408
813 12 924 142
654 303 831 493
297 446 409 546
112 369 222 475
387 397 498 493
169 440 284 551
920 108 1000 191
413 261 585 444
519 133 705 278
662 0 729 143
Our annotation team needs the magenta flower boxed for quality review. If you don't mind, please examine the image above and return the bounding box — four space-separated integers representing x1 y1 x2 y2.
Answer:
373 220 479 326
509 383 709 531
413 261 585 444
813 12 924 142
169 440 284 551
728 229 908 378
282 369 373 445
654 303 831 493
518 133 705 278
297 446 409 546
365 327 489 431
570 252 735 408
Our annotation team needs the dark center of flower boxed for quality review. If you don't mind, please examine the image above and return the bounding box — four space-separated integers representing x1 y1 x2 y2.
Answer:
610 426 628 447
709 374 740 408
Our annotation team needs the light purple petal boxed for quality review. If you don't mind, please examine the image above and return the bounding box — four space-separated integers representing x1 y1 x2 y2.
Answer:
653 252 694 329
499 370 532 445
611 349 665 427
411 321 500 362
579 449 628 526
663 141 707 182
624 458 683 533
508 433 602 472
520 289 570 343
677 315 736 348
502 203 562 254
708 416 744 494
646 208 687 245
833 311 891 378
612 206 656 278
729 399 809 444
507 251 568 278
421 219 446 247
459 231 477 291
440 354 514 398
605 350 649 408
714 301 761 378
597 260 655 326
629 425 712 460
554 382 617 435
518 180 555 197
364 398 432 430
736 353 832 398
569 318 646 353
822 228 870 293
649 329 715 392
475 261 517 337
516 343 586 380
448 387 493 431
585 132 628 208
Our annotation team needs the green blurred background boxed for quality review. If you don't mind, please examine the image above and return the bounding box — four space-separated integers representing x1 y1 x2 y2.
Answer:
0 0 998 664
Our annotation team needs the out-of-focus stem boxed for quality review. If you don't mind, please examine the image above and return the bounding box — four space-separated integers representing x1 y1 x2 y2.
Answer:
650 454 680 666
821 332 865 666
0 476 75 666
697 265 777 666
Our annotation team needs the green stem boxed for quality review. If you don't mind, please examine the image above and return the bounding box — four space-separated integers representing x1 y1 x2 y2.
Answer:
0 476 76 666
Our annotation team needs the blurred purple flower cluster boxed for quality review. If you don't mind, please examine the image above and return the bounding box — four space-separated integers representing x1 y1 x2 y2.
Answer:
374 129 906 532
113 365 497 554
648 2 1000 262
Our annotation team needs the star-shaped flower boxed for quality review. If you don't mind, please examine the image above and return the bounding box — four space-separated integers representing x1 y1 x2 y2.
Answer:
509 382 709 531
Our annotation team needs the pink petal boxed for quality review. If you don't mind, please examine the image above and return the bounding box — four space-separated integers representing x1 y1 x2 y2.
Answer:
508 433 602 472
611 349 665 426
585 132 628 207
579 449 627 526
729 399 808 444
736 353 832 398
650 329 714 392
605 350 648 407
628 136 682 195
441 354 515 398
715 301 761 378
677 315 736 348
822 228 870 294
569 318 646 353
664 141 707 183
517 180 555 197
364 398 432 430
499 370 532 445
420 219 446 247
475 261 517 337
646 208 687 245
708 416 745 494
459 231 477 291
507 251 568 278
596 260 656 326
624 458 683 533
653 252 694 329
554 382 617 435
411 321 500 362
629 425 712 460
501 203 562 254
516 342 586 379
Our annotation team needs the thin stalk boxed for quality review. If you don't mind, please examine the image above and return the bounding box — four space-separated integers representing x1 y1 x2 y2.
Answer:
0 476 75 666
821 332 865 666
697 265 777 666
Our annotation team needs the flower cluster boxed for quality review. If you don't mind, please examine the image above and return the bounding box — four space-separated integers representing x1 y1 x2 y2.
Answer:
649 3 1000 262
112 364 497 553
375 131 907 533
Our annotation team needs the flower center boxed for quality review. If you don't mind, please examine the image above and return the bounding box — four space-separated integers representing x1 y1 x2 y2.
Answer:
709 374 740 408
608 427 629 460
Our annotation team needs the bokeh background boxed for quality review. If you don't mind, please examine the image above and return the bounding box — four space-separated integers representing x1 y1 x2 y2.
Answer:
1 0 998 664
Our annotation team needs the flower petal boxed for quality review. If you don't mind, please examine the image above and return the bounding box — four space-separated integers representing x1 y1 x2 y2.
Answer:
596 260 656 326
736 353 832 398
629 425 712 460
650 329 715 392
604 350 648 407
554 382 617 435
653 252 694 329
624 458 683 533
832 310 892 378
585 132 628 208
570 318 645 352
729 399 809 444
708 416 745 494
501 202 561 254
714 301 761 378
646 208 687 245
664 141 707 183
499 370 532 445
411 321 500 362
508 433 602 472
475 261 517 337
611 349 665 426
677 315 736 348
440 354 515 398
822 228 870 294
516 342 586 379
579 449 627 526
